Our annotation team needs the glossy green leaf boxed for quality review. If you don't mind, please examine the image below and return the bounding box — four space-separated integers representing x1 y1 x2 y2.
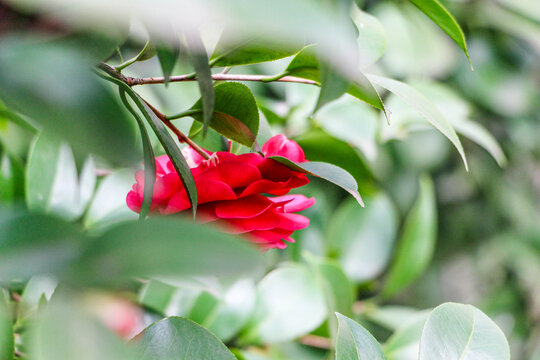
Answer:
0 293 14 360
84 169 138 230
72 217 264 283
26 132 96 221
187 33 214 136
119 89 156 219
408 0 471 64
269 155 364 206
0 211 82 282
284 45 386 115
156 46 179 85
0 36 139 165
366 74 468 170
210 34 301 67
335 313 386 360
31 298 142 360
382 175 437 298
140 317 236 360
419 303 510 360
241 263 326 344
326 193 398 282
383 311 430 360
188 82 259 147
0 153 24 203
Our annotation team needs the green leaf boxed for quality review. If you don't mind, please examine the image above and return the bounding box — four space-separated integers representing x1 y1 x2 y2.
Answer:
188 121 228 152
241 263 326 344
269 154 364 206
156 46 179 85
25 132 96 221
30 297 142 360
139 279 177 314
187 33 215 136
72 217 264 283
210 33 301 67
0 294 14 360
366 74 468 170
335 313 386 360
140 317 236 360
326 193 398 282
119 89 156 220
84 169 137 230
188 82 259 147
19 275 58 320
0 153 24 203
352 5 387 69
314 61 350 113
407 0 471 65
383 311 430 360
0 211 82 282
284 45 386 116
419 303 510 360
0 36 139 165
382 175 437 298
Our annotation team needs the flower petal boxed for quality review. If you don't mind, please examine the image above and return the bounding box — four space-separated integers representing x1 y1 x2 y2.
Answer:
215 195 273 219
269 194 315 212
163 191 191 214
223 210 281 233
126 191 142 213
262 134 306 162
277 213 310 230
197 178 237 203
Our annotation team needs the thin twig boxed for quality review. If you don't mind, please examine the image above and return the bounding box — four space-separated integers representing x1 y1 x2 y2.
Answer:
128 73 316 86
299 334 332 349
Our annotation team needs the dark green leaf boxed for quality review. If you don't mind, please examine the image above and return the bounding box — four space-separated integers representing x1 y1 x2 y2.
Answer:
0 294 14 360
71 217 264 283
0 153 24 203
269 156 363 206
156 46 180 85
408 0 471 65
335 313 386 360
119 89 156 220
285 45 386 116
419 303 510 360
187 33 214 136
0 36 139 165
382 175 437 298
188 82 259 147
210 34 301 67
140 317 236 360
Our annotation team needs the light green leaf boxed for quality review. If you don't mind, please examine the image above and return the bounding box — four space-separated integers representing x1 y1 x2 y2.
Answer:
0 294 13 360
366 74 468 170
382 175 437 298
135 40 157 61
383 311 430 360
335 312 386 360
0 153 24 203
241 263 326 344
314 61 350 113
19 275 58 319
269 156 363 206
408 0 470 64
419 303 510 360
26 132 95 221
326 193 398 282
157 46 179 85
352 5 387 69
187 82 259 147
140 317 236 360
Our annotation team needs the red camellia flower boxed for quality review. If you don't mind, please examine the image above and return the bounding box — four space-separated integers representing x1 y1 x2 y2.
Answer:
127 135 315 249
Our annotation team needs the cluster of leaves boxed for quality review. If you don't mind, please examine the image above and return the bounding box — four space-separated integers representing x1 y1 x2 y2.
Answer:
1 0 535 358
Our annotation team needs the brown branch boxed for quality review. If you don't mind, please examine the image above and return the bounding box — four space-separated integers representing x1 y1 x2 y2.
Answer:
140 98 211 160
128 73 317 86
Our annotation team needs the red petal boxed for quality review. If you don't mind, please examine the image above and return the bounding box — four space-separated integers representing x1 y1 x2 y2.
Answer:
163 191 191 214
126 191 141 213
262 134 306 162
257 158 301 182
197 179 237 203
155 155 172 175
153 173 181 202
277 213 310 230
198 162 262 189
269 195 315 212
223 210 281 233
215 195 273 219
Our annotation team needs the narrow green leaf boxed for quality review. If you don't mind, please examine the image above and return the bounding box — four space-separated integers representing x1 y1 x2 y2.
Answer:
366 74 468 170
186 33 214 136
156 46 180 85
119 89 156 220
335 313 386 360
187 82 259 147
140 317 236 360
0 108 38 134
0 153 24 203
269 156 364 206
419 303 510 360
284 45 387 117
382 175 437 298
95 72 198 216
0 294 14 360
408 0 471 66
